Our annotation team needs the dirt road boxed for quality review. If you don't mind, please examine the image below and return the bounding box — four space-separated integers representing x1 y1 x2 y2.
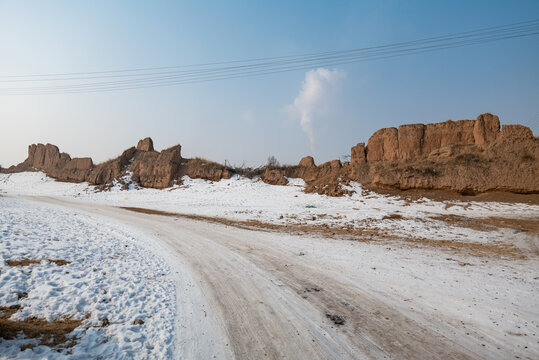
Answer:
29 196 530 359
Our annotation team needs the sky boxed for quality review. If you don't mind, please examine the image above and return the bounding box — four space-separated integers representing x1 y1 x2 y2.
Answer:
1 0 538 168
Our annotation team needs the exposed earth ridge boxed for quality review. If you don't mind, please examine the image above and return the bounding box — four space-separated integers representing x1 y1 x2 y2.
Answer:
2 113 538 195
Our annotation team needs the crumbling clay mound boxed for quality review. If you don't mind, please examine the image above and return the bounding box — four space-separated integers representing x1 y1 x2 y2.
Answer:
3 143 93 183
129 145 182 188
177 157 233 182
2 113 537 195
349 113 538 194
4 140 183 190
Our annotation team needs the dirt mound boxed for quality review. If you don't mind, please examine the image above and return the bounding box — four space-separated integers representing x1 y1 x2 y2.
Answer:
259 159 347 196
2 113 537 195
349 113 538 194
259 113 537 195
86 147 137 186
178 157 233 182
298 156 316 167
4 139 184 189
3 144 93 182
130 145 182 188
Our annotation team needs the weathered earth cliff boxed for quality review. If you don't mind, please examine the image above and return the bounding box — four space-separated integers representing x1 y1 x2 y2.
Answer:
2 113 537 194
5 143 94 183
3 137 183 189
258 113 538 195
347 113 538 194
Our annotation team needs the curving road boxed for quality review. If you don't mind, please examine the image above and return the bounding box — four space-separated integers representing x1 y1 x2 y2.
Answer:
31 196 509 359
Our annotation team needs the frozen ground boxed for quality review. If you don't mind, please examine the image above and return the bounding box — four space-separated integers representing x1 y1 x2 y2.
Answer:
0 172 538 359
0 196 177 359
1 172 537 246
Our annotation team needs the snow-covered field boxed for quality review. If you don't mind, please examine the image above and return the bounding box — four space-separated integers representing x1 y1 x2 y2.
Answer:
0 196 176 359
1 172 537 245
1 172 538 359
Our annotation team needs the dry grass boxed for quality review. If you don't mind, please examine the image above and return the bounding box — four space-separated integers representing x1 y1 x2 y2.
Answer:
6 259 71 267
6 259 41 267
119 206 522 258
430 214 539 234
48 259 71 266
401 238 520 258
371 187 539 205
0 305 85 349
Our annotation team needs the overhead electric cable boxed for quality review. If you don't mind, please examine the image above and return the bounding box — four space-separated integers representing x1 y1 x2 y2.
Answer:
1 19 537 95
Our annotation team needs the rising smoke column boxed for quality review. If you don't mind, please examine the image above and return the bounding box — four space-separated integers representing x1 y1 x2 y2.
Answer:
288 68 345 149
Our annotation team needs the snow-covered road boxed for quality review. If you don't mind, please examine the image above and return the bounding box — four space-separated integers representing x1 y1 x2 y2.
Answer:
7 195 536 360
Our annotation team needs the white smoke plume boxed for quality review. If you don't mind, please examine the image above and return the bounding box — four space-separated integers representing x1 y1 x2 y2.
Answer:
288 68 345 149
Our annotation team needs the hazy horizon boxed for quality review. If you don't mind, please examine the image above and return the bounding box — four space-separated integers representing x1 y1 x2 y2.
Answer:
1 1 538 168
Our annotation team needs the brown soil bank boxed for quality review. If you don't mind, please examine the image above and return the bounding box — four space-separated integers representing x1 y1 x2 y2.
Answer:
348 113 538 194
2 113 538 195
263 113 538 195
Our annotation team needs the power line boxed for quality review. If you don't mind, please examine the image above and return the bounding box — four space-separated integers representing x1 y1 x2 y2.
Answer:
2 18 537 80
2 20 538 84
4 29 538 94
1 19 538 95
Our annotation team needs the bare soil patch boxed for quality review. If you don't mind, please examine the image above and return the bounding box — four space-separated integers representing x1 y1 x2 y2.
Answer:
48 259 71 266
119 207 521 258
371 187 539 205
6 259 41 267
402 238 520 258
6 259 71 267
431 215 539 234
0 305 84 349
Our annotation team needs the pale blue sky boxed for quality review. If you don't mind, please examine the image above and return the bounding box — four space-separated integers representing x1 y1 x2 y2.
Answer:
1 1 538 167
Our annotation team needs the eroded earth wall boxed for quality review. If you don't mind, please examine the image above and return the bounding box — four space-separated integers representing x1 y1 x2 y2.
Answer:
3 113 538 194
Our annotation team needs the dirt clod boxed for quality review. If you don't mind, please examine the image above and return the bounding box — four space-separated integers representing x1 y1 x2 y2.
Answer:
325 312 345 326
382 214 404 220
20 344 36 351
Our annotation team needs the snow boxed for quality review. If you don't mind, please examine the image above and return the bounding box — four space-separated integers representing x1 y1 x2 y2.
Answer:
0 196 176 359
0 172 538 358
218 221 539 357
1 171 537 245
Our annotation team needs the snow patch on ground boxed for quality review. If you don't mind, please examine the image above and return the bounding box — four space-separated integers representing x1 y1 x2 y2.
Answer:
0 196 176 359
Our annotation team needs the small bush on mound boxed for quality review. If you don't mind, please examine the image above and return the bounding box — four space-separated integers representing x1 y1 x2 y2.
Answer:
179 157 268 181
267 156 279 167
232 165 264 178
